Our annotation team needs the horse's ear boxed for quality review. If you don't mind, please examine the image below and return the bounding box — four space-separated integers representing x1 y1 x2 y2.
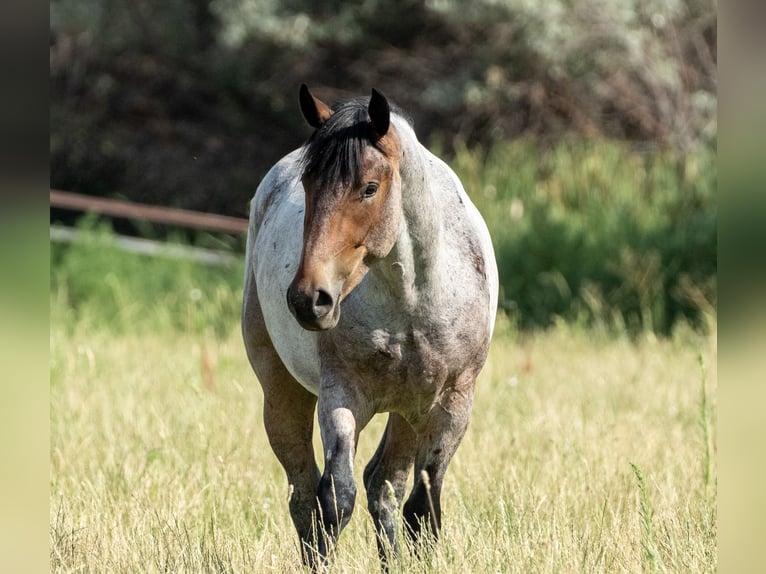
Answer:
299 84 333 129
368 88 390 137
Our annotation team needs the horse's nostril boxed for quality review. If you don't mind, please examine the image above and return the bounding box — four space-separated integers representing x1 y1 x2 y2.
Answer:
313 289 333 314
287 282 336 328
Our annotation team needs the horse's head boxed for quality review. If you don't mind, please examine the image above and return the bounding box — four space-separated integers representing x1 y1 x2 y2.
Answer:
287 85 402 331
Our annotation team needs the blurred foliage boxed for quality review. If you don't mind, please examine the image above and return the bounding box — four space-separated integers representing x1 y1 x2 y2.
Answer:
450 138 716 334
49 0 716 333
50 0 716 213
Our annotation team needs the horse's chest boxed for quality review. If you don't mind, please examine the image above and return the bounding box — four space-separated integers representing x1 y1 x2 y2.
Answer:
375 327 447 383
325 322 455 415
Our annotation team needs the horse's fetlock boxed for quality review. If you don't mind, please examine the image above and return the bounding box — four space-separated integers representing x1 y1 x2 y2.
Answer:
318 477 356 530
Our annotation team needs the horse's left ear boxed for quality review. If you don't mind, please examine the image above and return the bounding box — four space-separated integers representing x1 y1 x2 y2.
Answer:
368 88 390 137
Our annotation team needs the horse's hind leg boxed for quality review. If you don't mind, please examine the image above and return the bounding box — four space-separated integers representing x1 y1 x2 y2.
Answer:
403 377 476 545
363 413 417 565
242 276 321 567
260 366 321 566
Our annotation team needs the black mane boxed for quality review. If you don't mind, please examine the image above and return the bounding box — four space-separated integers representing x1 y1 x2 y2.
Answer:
300 96 409 190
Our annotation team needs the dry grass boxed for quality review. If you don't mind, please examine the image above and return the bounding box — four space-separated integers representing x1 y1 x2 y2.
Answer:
50 316 716 573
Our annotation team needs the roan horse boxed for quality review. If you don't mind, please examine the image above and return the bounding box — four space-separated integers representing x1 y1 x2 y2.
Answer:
242 85 498 569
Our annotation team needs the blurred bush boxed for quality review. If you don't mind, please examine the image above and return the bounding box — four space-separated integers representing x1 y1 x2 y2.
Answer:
50 136 716 337
450 137 716 334
50 0 716 213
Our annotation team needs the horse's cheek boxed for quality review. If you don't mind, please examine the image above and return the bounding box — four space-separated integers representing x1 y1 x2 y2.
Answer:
365 200 401 258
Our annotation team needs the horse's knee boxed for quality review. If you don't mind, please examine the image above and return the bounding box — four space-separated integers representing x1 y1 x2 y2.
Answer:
365 483 390 530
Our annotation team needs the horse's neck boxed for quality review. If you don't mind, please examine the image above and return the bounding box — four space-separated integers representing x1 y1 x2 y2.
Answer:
379 119 443 306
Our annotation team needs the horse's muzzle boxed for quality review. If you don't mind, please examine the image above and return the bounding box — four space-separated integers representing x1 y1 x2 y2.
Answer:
286 282 339 331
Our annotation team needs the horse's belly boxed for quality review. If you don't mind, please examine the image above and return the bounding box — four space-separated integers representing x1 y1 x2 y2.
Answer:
253 192 321 395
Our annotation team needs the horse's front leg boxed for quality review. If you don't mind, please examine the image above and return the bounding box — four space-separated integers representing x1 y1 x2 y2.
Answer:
314 380 372 562
403 375 476 546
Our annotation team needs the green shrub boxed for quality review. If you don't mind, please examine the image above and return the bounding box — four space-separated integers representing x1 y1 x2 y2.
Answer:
449 137 716 335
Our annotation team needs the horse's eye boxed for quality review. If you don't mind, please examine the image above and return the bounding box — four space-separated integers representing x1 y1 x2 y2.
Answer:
362 182 379 199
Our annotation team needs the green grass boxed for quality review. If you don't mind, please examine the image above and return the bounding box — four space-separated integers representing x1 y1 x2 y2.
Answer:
50 292 717 572
50 220 244 339
49 138 717 571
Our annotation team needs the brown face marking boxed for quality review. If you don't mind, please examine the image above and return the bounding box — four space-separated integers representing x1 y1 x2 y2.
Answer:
287 127 402 331
287 88 405 331
297 129 401 303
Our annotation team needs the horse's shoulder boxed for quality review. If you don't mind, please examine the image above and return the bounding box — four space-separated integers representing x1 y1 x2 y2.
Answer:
250 148 303 225
256 148 302 197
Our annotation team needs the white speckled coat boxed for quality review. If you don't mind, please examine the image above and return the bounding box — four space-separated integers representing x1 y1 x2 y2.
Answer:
242 88 498 569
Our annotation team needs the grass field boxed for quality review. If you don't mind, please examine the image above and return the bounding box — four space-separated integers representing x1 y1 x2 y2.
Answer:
50 298 717 572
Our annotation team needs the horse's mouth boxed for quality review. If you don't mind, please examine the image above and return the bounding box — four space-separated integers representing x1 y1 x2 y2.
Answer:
292 310 339 331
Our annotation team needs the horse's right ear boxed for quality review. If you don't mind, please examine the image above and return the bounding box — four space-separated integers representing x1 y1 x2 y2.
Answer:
299 84 333 129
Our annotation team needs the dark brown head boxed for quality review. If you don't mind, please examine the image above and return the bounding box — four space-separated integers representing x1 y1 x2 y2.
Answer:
287 85 402 330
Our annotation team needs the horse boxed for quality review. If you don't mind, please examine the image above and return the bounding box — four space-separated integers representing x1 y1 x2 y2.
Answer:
241 84 498 569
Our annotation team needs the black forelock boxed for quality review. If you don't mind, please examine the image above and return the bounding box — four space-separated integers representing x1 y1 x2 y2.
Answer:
299 95 409 190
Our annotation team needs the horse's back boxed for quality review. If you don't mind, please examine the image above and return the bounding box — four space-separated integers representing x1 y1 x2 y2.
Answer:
422 146 499 338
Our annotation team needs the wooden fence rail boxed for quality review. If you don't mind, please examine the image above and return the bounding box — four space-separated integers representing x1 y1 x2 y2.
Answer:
50 190 249 235
50 189 249 266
